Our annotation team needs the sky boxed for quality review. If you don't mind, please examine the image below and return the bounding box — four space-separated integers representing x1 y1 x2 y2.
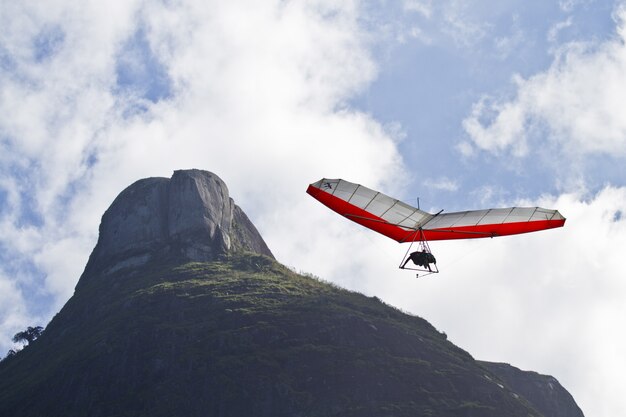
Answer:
1 0 625 415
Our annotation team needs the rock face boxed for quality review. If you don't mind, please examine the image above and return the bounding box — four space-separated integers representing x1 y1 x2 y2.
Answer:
480 362 584 417
80 169 273 283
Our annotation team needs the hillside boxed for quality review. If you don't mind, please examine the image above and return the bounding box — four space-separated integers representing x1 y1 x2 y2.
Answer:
0 254 545 416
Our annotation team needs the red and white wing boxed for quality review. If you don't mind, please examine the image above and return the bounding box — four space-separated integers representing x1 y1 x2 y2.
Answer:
306 178 565 242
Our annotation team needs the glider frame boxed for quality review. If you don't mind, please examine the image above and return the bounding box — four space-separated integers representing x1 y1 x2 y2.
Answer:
398 228 439 277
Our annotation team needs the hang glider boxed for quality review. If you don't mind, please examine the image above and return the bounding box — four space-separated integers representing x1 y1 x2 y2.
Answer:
307 178 566 274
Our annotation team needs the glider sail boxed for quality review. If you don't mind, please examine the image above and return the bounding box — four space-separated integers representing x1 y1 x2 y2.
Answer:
306 178 566 242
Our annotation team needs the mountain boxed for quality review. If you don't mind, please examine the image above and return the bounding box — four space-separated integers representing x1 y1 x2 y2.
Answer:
479 362 584 417
0 169 584 417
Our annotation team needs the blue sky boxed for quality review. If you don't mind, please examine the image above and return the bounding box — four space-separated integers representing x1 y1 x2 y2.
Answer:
357 0 621 210
1 1 625 416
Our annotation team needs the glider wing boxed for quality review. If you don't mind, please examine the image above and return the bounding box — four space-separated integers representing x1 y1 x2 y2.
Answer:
306 178 566 242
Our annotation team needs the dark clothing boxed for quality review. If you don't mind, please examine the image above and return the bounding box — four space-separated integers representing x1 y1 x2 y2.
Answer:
402 250 436 271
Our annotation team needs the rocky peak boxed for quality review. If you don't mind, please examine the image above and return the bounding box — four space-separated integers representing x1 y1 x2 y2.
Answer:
79 169 273 283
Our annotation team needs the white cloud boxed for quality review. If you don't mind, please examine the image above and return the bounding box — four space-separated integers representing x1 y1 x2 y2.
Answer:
0 273 29 356
423 176 458 192
559 0 592 13
441 0 488 47
403 0 433 18
494 14 526 60
397 0 488 48
547 16 573 43
0 0 405 354
462 92 529 156
453 7 626 415
463 5 626 159
366 186 626 417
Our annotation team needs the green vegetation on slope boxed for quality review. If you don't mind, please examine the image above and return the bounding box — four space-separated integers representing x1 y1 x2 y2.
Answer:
0 254 543 417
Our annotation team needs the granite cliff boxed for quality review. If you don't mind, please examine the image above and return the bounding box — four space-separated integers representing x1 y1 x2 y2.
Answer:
80 169 273 284
0 169 583 417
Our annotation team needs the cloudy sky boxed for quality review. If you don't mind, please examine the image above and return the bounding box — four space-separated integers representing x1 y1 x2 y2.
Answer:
1 0 625 415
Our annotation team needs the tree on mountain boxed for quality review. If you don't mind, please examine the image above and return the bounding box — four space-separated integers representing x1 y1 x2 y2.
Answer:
12 326 44 346
1 326 43 363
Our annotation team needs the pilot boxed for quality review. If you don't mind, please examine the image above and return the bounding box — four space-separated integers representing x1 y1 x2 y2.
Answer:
401 250 436 271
